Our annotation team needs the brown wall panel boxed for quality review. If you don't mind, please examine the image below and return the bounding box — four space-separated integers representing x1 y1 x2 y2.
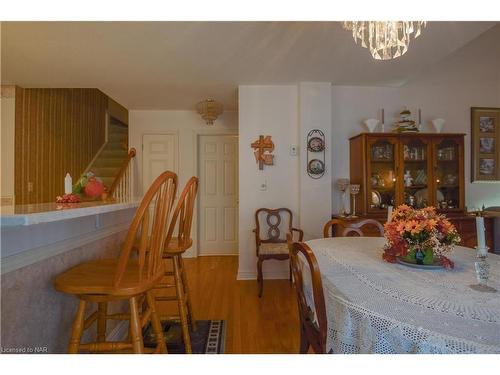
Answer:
15 88 107 204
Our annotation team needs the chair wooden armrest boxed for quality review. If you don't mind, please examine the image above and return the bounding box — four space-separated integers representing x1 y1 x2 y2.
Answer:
291 227 304 241
323 219 343 238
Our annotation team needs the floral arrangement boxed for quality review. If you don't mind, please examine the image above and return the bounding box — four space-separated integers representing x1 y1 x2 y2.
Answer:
383 205 461 269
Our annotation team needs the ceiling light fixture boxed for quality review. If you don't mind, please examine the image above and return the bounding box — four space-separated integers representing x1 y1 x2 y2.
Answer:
196 98 223 126
342 21 427 60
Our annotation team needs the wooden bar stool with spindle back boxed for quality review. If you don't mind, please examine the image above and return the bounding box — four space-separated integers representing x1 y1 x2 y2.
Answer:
153 176 198 354
54 171 178 354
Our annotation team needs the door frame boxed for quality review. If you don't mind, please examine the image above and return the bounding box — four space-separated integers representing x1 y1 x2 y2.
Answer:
193 129 239 257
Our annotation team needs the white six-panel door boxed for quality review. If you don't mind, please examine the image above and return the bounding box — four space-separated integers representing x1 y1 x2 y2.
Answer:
198 135 238 255
142 134 178 194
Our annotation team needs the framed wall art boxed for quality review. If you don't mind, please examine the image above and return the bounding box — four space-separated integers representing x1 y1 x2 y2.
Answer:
471 107 500 182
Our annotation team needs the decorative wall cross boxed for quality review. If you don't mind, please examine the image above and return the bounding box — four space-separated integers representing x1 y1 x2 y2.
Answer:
251 135 274 170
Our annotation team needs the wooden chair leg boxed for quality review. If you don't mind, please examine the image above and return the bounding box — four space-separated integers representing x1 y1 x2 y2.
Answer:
129 296 144 354
257 257 264 298
299 323 310 354
146 291 168 354
289 260 292 283
97 302 107 342
68 299 87 353
179 256 197 331
173 255 192 354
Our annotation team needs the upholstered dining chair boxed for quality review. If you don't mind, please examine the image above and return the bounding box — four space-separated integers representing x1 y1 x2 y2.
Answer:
254 208 303 297
288 238 327 354
323 218 384 238
54 171 178 354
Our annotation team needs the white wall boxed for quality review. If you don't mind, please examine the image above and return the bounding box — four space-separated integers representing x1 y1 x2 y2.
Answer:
238 84 332 280
331 25 500 213
129 110 238 257
299 82 332 239
1 87 16 204
238 85 300 279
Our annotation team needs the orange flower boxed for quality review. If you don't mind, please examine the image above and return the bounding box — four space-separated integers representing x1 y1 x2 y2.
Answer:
426 219 437 230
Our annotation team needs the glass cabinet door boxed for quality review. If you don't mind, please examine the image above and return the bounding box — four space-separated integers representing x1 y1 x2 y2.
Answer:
433 138 462 211
400 138 432 208
367 138 398 213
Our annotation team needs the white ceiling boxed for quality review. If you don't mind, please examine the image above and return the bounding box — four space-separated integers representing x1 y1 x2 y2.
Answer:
1 21 497 110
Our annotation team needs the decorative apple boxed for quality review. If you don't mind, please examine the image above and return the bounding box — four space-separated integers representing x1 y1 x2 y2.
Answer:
84 177 104 198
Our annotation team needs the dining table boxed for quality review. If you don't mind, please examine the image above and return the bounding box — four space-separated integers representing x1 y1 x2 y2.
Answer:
303 237 500 354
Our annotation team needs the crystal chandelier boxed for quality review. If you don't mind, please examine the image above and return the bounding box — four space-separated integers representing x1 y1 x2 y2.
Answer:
342 21 427 60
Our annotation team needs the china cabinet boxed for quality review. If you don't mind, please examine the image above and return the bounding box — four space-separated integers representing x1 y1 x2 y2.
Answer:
341 133 495 250
349 133 465 215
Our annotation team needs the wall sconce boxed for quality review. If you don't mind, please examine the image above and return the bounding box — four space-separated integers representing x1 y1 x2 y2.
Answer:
196 98 223 125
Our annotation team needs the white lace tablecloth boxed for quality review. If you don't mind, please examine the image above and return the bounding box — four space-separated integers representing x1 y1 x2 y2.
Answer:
304 237 500 354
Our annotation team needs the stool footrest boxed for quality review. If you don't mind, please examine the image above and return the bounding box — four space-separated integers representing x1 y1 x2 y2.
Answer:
141 308 152 328
79 341 133 352
155 296 178 302
106 313 130 320
83 311 98 330
153 283 176 289
159 315 181 322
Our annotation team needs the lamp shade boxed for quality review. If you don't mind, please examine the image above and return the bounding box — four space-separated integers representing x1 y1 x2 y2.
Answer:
196 98 223 125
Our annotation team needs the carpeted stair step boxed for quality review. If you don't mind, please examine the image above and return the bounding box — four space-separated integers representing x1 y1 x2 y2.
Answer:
93 157 125 168
109 125 128 135
108 132 128 143
105 141 127 150
91 166 121 178
100 176 115 189
100 149 128 158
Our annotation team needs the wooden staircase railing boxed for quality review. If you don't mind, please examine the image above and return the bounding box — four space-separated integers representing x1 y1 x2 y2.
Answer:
109 148 136 201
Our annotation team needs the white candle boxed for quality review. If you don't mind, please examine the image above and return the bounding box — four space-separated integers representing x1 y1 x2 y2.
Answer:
387 205 393 222
64 173 72 194
475 216 486 250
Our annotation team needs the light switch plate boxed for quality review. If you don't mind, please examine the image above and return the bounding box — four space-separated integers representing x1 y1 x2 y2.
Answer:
290 145 299 156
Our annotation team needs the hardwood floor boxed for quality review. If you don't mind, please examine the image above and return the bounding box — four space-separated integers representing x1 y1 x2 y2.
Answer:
156 256 300 354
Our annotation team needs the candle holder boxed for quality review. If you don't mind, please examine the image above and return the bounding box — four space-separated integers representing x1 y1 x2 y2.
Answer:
337 178 350 217
348 184 360 218
470 247 497 293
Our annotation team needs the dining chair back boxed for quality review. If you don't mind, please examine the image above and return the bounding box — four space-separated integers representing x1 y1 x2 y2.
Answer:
323 218 384 238
254 208 303 297
288 239 327 354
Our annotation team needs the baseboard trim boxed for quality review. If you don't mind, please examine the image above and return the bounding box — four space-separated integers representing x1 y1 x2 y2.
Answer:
107 321 128 341
237 270 289 281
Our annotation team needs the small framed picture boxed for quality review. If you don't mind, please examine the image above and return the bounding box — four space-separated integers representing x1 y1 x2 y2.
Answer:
479 159 495 175
479 117 495 133
479 138 495 153
471 107 499 181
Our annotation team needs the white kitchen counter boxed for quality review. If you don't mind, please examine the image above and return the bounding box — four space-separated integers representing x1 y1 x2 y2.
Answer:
0 199 140 227
1 198 139 274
